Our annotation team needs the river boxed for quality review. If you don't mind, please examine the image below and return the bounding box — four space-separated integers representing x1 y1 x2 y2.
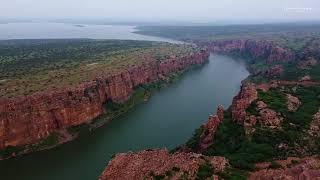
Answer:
0 54 249 180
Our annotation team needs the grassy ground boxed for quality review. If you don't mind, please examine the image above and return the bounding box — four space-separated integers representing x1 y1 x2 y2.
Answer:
136 24 320 43
0 39 198 97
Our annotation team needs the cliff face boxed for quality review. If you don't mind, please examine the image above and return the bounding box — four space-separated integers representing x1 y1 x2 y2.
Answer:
0 51 209 150
231 83 258 123
198 105 224 152
199 39 294 63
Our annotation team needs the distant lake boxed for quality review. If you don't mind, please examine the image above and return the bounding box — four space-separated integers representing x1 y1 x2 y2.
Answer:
0 22 181 43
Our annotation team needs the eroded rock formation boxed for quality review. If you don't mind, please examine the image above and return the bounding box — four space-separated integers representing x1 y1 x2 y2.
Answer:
199 106 224 152
287 94 301 112
259 108 282 127
199 39 294 63
309 108 320 137
249 158 320 180
0 51 209 150
231 83 258 123
99 149 229 180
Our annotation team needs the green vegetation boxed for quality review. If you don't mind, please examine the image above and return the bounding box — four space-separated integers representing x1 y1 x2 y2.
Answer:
218 168 248 180
196 161 213 180
185 126 204 151
204 112 276 171
137 24 320 42
258 89 287 114
38 132 59 147
0 39 198 97
144 24 320 178
0 146 24 159
269 161 282 169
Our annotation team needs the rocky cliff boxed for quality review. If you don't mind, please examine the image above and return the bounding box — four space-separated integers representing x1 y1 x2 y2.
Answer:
0 51 209 151
231 83 258 123
198 105 224 152
199 39 294 63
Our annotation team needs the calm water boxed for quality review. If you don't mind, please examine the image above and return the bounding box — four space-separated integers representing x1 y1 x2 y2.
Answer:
0 54 248 180
0 22 181 43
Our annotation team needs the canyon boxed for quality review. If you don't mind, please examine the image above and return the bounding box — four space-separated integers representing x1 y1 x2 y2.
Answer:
100 38 320 179
0 50 209 154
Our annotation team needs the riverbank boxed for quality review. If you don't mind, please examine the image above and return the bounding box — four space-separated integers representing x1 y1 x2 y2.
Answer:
0 54 249 180
100 36 320 179
0 39 209 159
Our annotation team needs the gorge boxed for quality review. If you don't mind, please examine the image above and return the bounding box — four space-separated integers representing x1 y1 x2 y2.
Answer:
2 22 320 179
0 53 249 180
99 25 320 179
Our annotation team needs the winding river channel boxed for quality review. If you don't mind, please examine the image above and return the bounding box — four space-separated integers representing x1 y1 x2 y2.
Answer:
0 23 249 180
0 54 249 180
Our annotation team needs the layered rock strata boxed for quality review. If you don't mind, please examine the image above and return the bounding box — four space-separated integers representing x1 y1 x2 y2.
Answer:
0 51 209 150
198 105 224 152
231 83 258 123
198 39 294 63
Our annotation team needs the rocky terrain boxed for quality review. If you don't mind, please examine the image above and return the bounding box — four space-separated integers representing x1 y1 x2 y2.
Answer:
100 106 228 180
0 40 209 158
99 149 229 180
101 35 320 179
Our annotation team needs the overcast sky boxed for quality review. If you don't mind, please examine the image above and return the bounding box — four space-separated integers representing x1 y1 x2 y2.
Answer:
1 0 319 22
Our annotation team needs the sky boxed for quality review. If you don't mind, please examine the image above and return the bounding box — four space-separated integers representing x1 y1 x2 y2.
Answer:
1 0 319 22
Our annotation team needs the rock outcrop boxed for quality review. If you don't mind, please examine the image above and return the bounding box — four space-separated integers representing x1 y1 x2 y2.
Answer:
266 64 284 78
287 94 301 112
231 83 258 123
199 106 224 152
99 149 229 180
259 108 282 127
199 39 294 63
309 108 320 137
249 158 320 180
298 57 318 69
0 51 209 150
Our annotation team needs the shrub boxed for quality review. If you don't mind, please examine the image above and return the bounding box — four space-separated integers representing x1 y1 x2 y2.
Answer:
196 162 213 180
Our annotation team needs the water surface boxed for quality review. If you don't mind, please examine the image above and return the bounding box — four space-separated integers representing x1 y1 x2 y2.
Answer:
0 22 181 43
0 54 249 180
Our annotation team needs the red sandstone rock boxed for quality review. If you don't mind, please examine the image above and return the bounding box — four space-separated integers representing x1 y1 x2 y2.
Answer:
199 106 224 152
298 57 318 69
259 108 282 127
231 83 258 123
0 51 209 151
287 94 301 112
249 158 320 180
256 101 268 110
300 75 312 81
200 39 294 64
309 108 320 137
216 105 224 122
199 115 220 152
266 64 283 77
99 149 229 180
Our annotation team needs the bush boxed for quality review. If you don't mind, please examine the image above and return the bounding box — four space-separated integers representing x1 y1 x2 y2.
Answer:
186 126 204 151
196 162 213 180
39 132 59 147
269 161 282 169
